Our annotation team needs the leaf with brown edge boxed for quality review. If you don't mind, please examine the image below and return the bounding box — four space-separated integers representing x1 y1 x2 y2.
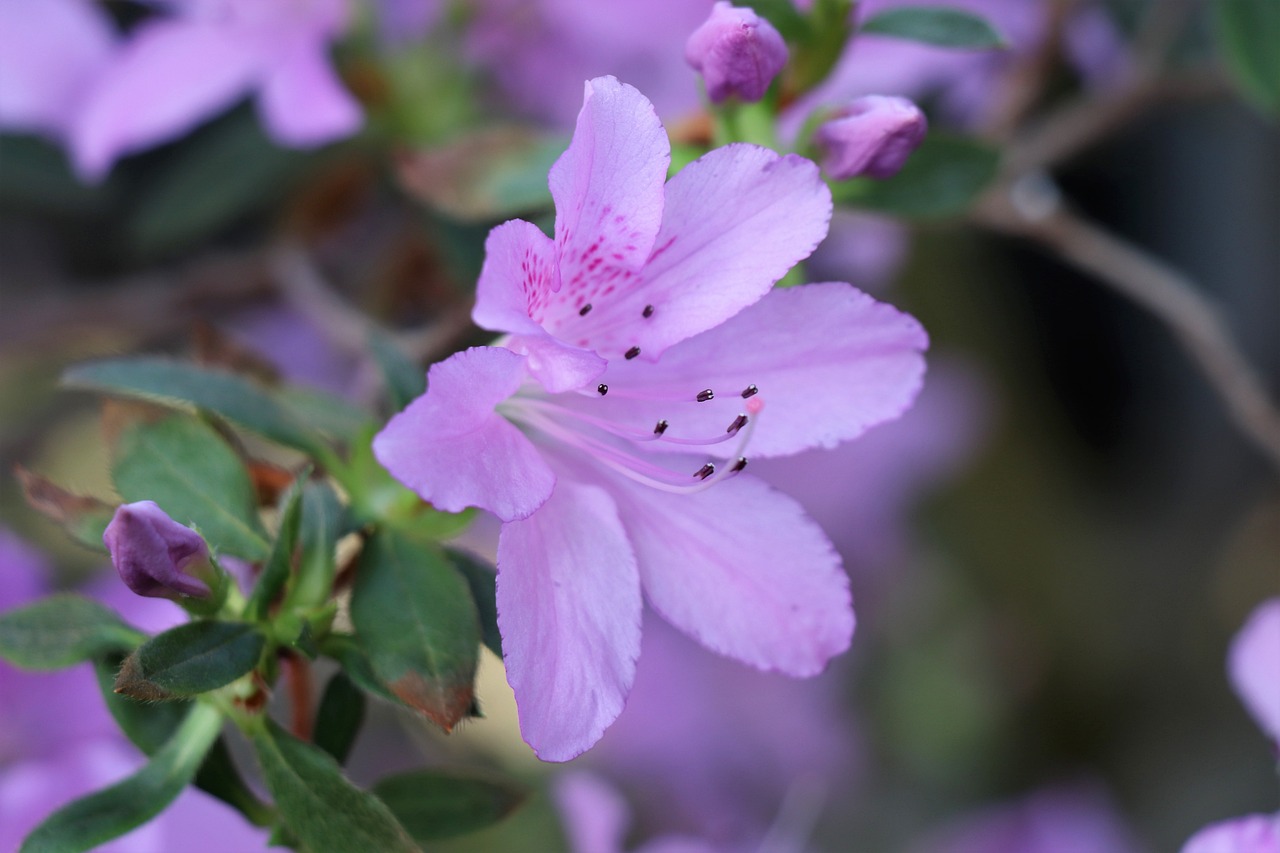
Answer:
16 465 116 553
349 530 480 732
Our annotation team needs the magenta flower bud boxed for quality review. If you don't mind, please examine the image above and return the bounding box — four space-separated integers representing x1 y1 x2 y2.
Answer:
103 501 214 601
814 95 928 180
685 2 788 104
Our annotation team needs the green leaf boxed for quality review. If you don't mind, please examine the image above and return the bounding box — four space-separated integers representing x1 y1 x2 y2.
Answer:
64 357 331 458
350 531 480 731
0 596 144 669
276 386 373 445
111 414 269 560
446 548 503 659
0 135 114 217
245 474 307 621
368 330 425 413
94 658 275 826
128 109 307 258
115 621 266 700
20 702 222 853
94 653 188 752
315 672 367 765
747 0 813 41
833 133 1000 219
321 633 409 708
373 769 528 842
396 125 564 221
287 481 345 612
15 466 116 553
1216 0 1280 114
860 6 1007 49
250 719 417 853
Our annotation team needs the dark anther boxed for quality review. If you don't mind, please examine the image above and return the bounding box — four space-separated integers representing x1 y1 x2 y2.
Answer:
625 346 641 360
579 303 593 316
696 388 715 403
731 457 748 472
597 384 609 396
654 419 669 435
693 463 716 480
642 304 655 318
727 414 748 434
741 384 759 398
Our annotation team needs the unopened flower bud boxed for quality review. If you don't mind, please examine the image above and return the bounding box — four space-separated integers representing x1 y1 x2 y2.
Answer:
814 95 928 180
685 2 788 104
103 501 215 601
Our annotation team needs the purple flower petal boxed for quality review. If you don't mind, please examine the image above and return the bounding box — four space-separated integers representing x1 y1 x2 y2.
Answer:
1183 813 1280 853
497 482 642 761
619 145 831 359
1228 598 1280 744
71 20 261 179
474 220 608 392
548 77 669 321
578 283 928 458
0 0 117 139
373 347 556 521
554 771 632 853
606 470 852 676
257 35 362 146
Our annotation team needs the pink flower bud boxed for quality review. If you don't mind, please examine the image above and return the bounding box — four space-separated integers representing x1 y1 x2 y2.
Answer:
685 2 788 104
814 95 928 180
103 501 213 601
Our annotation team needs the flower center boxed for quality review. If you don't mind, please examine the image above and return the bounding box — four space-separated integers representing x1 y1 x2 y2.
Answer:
501 383 765 495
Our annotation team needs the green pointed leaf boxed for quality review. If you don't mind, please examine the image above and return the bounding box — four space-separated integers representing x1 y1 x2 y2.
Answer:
373 769 528 842
111 414 269 560
93 657 275 826
368 330 426 413
315 672 367 765
1216 0 1280 115
446 548 502 659
286 481 345 612
860 6 1006 49
276 386 373 445
321 633 409 708
250 719 417 853
0 596 144 669
115 620 265 700
747 0 813 41
350 531 480 731
833 133 1000 219
94 653 188 751
64 357 331 458
15 466 115 553
396 125 564 220
245 473 307 621
19 702 222 853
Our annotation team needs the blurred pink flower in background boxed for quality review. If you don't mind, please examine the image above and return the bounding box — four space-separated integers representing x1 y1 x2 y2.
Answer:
467 0 715 127
0 0 116 141
909 784 1146 853
576 617 858 849
1181 599 1280 853
0 530 267 851
0 0 362 180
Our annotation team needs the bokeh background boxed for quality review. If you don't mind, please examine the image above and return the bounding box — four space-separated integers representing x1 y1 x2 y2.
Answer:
1 0 1277 850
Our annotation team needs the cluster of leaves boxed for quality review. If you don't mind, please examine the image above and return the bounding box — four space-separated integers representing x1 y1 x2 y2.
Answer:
0 344 523 853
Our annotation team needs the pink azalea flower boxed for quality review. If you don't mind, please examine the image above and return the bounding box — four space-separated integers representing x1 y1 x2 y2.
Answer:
1228 598 1280 745
71 0 361 180
1181 599 1280 852
556 771 721 853
375 77 927 760
0 0 117 140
